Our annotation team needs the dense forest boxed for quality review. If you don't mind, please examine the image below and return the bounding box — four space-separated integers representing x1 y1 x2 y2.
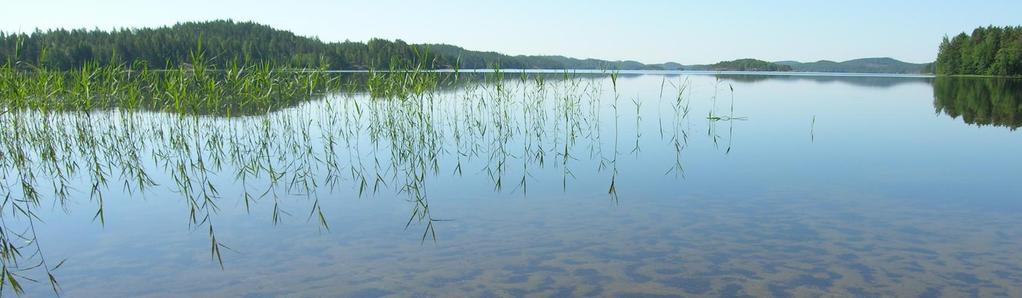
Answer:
935 26 1022 76
706 59 793 71
0 20 399 69
0 20 666 70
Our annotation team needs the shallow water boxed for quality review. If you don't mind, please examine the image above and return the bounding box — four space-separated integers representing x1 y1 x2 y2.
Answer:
4 73 1022 297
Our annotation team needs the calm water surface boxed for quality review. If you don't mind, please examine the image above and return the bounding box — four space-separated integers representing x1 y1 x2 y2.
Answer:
5 73 1022 297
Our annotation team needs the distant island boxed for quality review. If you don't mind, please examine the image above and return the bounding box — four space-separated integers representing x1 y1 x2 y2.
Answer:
0 20 932 74
677 58 931 74
935 26 1022 76
777 58 933 74
701 59 793 72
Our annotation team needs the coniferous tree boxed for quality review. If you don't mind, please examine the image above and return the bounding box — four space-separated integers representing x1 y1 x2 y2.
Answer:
0 20 665 71
936 26 1022 76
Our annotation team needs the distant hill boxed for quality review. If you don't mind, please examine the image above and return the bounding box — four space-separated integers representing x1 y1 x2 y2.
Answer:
707 59 792 71
648 62 685 70
775 58 932 74
680 59 792 72
419 44 661 70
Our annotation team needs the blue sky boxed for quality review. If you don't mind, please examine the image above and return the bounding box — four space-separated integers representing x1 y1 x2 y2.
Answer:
1 0 1018 64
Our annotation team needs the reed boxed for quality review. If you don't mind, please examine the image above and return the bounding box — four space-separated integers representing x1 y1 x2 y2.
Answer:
0 63 722 295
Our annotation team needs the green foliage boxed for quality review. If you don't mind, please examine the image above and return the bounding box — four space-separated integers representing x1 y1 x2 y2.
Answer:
708 59 792 71
0 20 669 71
935 26 1022 76
0 58 455 115
0 20 447 70
0 61 342 114
0 70 620 294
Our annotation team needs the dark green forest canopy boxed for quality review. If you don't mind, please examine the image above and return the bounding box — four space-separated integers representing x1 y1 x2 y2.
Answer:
935 26 1022 76
0 20 668 70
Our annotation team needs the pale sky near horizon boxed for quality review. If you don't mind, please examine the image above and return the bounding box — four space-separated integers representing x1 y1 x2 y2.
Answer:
1 0 1018 64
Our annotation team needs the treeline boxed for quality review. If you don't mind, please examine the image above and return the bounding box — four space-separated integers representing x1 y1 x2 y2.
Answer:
709 59 792 71
0 20 442 70
0 20 663 70
935 26 1022 76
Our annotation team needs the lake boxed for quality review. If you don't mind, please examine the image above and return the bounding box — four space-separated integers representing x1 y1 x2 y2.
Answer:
3 72 1022 297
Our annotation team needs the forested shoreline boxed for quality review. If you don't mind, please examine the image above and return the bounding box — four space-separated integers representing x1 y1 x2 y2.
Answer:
936 26 1022 76
10 20 1005 75
0 20 664 70
2 19 941 73
0 20 458 70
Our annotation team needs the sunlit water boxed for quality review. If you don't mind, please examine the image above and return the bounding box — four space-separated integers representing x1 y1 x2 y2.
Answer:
4 73 1022 297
